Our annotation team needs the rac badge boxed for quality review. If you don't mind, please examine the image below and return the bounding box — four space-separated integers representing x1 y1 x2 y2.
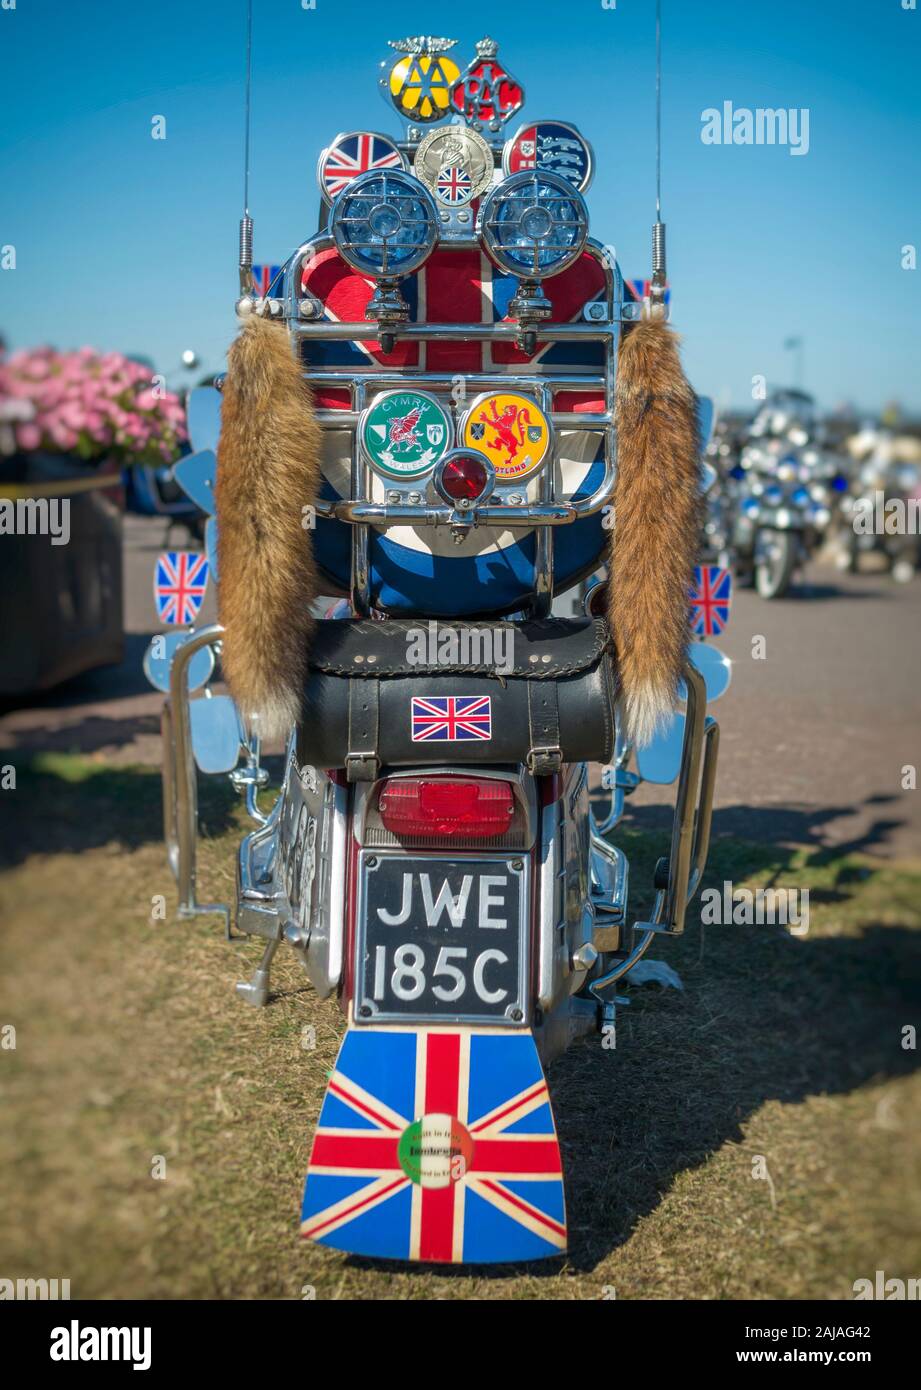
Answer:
461 392 552 482
451 37 524 133
360 389 454 481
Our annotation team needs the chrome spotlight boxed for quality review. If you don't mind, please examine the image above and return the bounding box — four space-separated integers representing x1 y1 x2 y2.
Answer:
330 168 438 327
477 170 588 324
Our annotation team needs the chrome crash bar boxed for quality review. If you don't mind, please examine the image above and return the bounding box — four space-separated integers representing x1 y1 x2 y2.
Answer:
591 664 720 1001
161 623 230 929
281 235 628 616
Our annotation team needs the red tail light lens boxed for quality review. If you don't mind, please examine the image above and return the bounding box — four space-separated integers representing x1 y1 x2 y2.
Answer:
436 452 492 502
378 777 515 839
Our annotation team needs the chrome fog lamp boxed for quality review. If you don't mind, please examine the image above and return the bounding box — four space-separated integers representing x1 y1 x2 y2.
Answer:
478 171 588 324
330 168 438 325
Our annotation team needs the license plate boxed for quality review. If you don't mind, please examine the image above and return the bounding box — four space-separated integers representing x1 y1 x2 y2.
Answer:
354 851 528 1025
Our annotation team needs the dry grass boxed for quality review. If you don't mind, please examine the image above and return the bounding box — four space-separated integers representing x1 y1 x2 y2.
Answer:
1 754 919 1300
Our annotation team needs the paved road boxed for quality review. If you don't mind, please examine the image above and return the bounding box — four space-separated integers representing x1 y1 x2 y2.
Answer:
627 560 921 860
2 519 919 859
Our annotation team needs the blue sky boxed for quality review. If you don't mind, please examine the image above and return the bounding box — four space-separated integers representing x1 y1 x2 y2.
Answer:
1 0 919 412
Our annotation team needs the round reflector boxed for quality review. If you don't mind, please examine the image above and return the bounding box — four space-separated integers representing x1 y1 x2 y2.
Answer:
434 449 495 505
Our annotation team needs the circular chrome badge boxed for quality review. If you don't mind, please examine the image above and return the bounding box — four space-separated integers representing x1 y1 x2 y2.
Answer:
359 389 454 481
413 126 495 207
501 120 594 193
460 391 553 482
317 131 407 206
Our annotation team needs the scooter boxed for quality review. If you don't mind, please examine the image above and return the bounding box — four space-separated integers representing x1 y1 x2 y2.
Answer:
150 30 723 1265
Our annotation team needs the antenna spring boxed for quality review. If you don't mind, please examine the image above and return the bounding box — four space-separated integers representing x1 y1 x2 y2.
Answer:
239 214 253 270
652 221 666 277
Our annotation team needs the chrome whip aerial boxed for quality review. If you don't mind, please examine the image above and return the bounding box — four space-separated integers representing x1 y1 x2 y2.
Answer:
649 0 667 313
237 0 255 305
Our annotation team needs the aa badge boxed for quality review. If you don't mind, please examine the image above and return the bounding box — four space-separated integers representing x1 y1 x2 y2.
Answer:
413 126 494 207
360 390 454 481
451 36 524 133
460 392 553 482
383 36 461 124
502 121 594 193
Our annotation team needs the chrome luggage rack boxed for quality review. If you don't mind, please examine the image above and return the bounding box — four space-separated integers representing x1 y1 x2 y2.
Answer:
276 234 646 616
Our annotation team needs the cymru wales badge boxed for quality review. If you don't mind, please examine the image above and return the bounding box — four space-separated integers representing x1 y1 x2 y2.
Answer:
360 390 454 481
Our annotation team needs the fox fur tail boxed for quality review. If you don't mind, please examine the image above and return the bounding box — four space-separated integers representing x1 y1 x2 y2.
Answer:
215 313 322 742
609 316 702 746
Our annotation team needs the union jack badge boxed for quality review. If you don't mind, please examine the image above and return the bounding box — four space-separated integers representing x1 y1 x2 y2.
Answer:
413 126 494 207
154 551 209 626
317 131 406 204
301 1026 567 1262
411 694 492 741
689 565 732 636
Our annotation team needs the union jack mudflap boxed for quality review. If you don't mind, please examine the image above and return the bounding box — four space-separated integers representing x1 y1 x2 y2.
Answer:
300 1025 567 1263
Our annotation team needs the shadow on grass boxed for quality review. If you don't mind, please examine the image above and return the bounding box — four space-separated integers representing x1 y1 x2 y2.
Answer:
0 753 243 868
551 824 921 1274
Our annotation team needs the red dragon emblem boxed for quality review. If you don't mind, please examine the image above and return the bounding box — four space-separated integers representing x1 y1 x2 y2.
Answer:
388 407 422 449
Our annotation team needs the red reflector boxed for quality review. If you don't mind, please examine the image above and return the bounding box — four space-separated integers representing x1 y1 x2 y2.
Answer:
378 777 515 839
440 453 490 501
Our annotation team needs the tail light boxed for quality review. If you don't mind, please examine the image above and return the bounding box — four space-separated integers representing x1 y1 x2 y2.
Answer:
378 777 515 840
433 450 495 505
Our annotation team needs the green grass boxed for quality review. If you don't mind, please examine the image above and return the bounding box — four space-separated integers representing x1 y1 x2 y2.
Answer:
1 756 919 1299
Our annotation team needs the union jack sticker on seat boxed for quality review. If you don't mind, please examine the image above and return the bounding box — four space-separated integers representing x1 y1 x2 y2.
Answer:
411 694 492 742
301 1026 567 1263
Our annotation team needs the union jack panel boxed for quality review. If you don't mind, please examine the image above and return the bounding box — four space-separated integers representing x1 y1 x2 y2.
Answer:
153 551 209 626
301 1026 567 1263
689 565 732 636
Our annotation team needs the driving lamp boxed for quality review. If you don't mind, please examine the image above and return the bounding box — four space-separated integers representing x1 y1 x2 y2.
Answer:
477 170 588 323
330 168 438 323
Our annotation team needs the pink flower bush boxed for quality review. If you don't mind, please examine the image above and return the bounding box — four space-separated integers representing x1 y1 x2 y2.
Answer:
0 345 188 466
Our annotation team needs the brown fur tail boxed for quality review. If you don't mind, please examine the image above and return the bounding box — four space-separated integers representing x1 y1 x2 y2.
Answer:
215 314 322 742
609 317 702 746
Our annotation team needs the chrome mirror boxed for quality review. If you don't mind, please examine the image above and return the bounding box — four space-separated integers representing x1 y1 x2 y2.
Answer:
679 642 732 703
205 516 219 584
635 712 685 785
143 630 215 695
696 396 715 451
190 694 245 774
186 386 222 453
173 448 217 516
